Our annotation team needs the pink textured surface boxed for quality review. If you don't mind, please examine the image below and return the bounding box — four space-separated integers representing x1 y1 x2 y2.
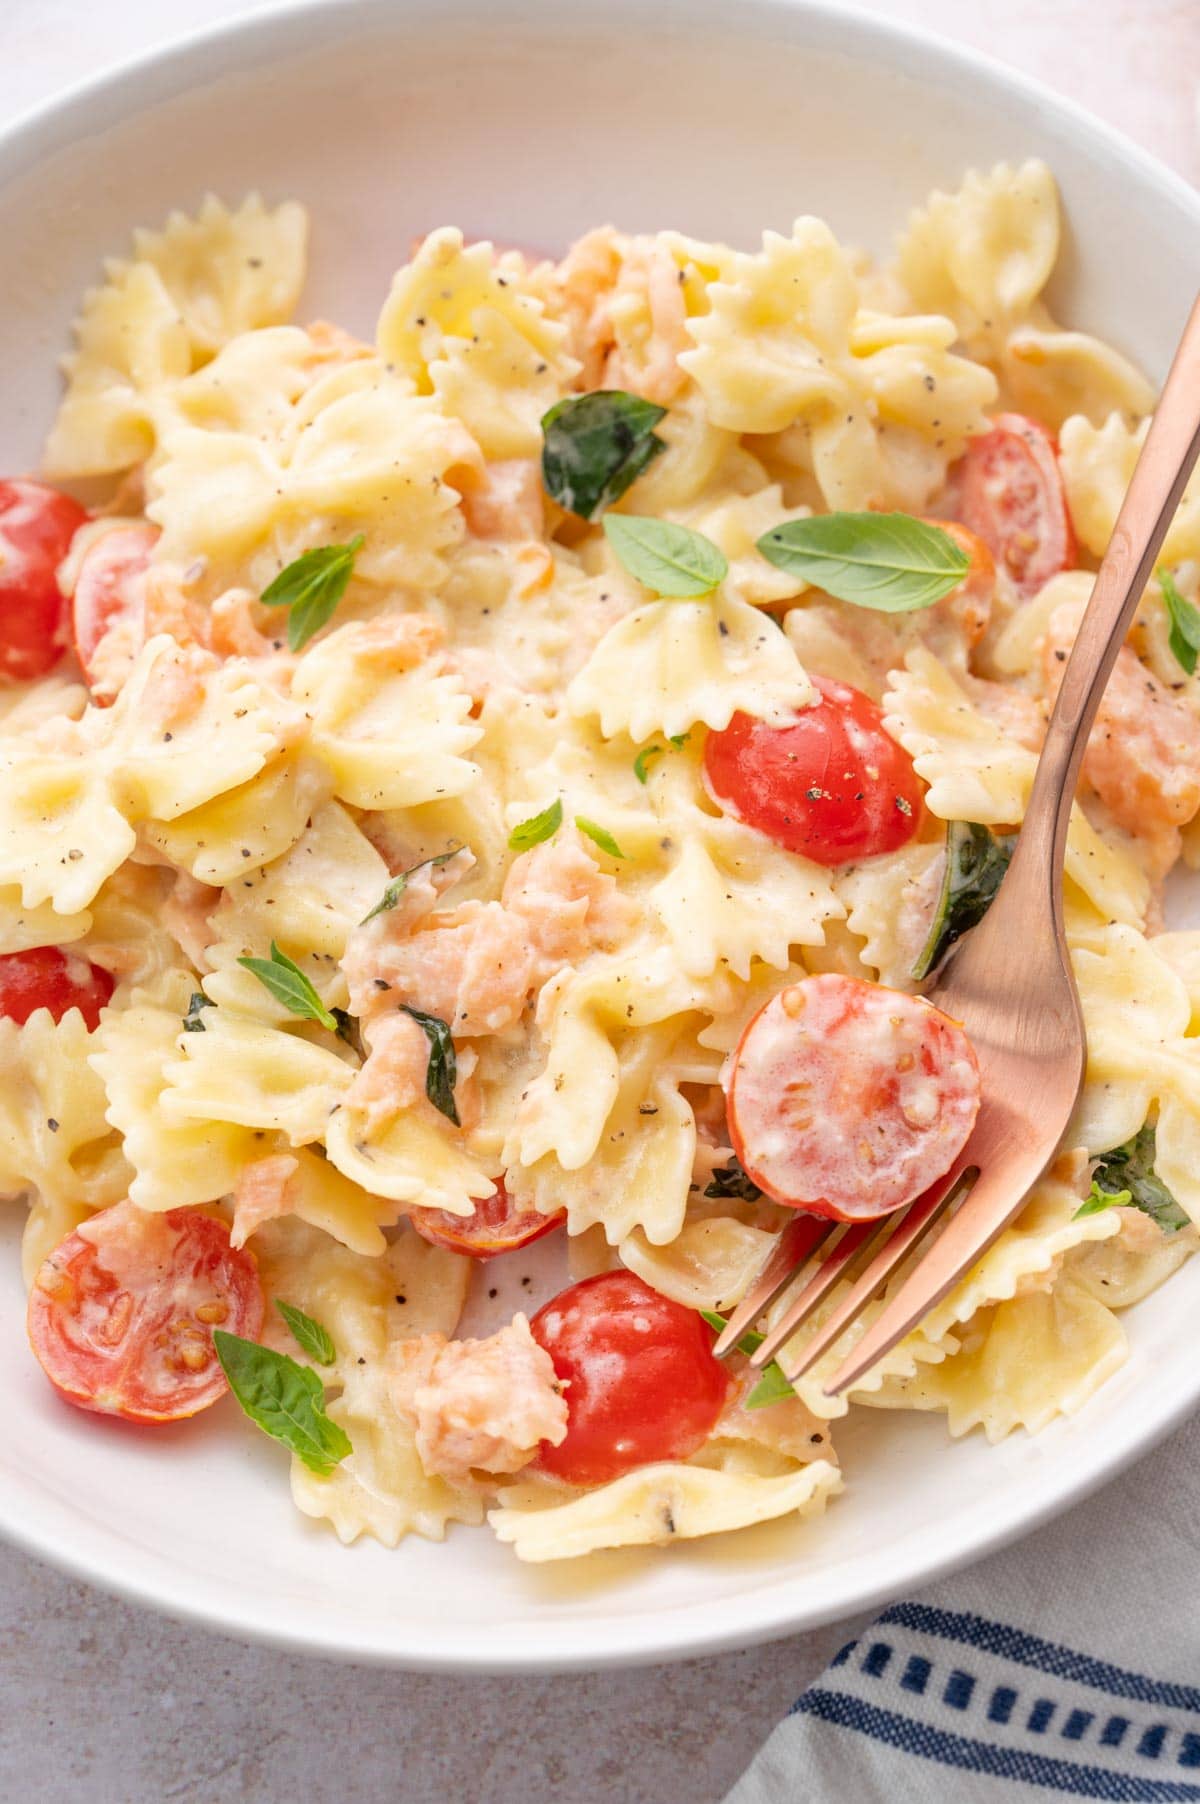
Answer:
0 3 1195 1800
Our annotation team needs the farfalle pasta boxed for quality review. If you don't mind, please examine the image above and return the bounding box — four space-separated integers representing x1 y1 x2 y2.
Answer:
3 163 1198 1567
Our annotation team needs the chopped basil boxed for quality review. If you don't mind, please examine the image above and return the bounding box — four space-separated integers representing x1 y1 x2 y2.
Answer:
575 816 625 859
603 515 727 597
633 733 689 784
331 1008 362 1054
541 390 667 520
1159 568 1200 677
700 1309 796 1410
912 821 1016 981
1073 1125 1190 1232
361 848 463 925
757 512 970 612
275 1300 337 1366
400 1004 460 1125
213 1331 352 1475
260 534 364 652
704 1157 764 1204
508 797 563 851
182 991 213 1033
236 942 338 1030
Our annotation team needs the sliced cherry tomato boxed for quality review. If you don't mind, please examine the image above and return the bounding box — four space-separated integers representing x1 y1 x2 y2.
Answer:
726 973 981 1222
703 675 923 866
409 1179 565 1259
0 479 88 683
71 523 157 703
27 1202 264 1423
0 946 114 1031
529 1271 731 1487
951 412 1075 597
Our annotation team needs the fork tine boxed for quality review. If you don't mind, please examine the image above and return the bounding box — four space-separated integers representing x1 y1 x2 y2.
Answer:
824 1144 1048 1396
712 1213 836 1358
778 1165 970 1384
747 1219 882 1369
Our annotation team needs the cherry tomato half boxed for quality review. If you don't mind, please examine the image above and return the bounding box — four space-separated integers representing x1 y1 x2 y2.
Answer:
703 675 923 866
409 1179 566 1260
530 1271 731 1487
726 973 981 1221
27 1203 264 1423
951 412 1075 597
0 946 114 1032
0 479 88 683
70 523 157 703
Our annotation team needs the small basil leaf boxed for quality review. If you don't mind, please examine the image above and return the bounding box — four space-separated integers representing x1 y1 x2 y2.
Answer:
575 816 625 859
400 1004 460 1125
275 1300 337 1366
700 1309 797 1408
1159 568 1200 677
213 1331 352 1475
912 821 1016 981
237 941 337 1030
541 390 667 520
603 515 728 597
182 992 213 1033
1073 1125 1190 1232
704 1157 764 1204
758 512 970 613
508 797 563 852
261 533 364 652
361 848 463 925
633 744 665 784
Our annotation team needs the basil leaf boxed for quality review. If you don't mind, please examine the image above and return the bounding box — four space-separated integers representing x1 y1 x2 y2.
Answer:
399 1004 460 1125
508 797 563 851
182 992 213 1033
261 533 364 652
1073 1125 1190 1232
541 391 667 520
912 821 1016 981
575 816 625 859
237 941 337 1030
361 848 463 925
633 744 665 784
213 1330 352 1475
700 1309 797 1409
275 1300 337 1366
1160 568 1200 677
603 515 727 597
704 1157 764 1203
757 512 970 612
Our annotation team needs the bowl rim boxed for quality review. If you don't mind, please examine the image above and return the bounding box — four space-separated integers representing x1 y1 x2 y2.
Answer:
2 0 1199 1671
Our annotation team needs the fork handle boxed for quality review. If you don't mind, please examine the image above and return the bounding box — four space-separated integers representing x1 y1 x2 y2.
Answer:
1018 292 1200 899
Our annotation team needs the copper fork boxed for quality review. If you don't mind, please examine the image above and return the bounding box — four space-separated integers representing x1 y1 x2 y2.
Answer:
714 290 1200 1398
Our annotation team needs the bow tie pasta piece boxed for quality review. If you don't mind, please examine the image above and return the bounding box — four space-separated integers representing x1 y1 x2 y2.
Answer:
1069 921 1200 1224
0 746 136 915
163 325 328 440
204 801 387 1017
292 619 482 811
87 971 259 1211
377 228 577 460
883 648 1150 927
98 635 305 823
0 890 91 957
892 161 1153 431
325 1098 497 1216
620 1215 778 1314
567 591 813 744
161 1009 355 1146
147 380 473 594
1060 413 1200 563
140 752 334 887
291 1361 485 1548
835 840 945 991
0 1008 129 1283
488 1454 841 1563
230 1145 404 1258
42 263 193 480
678 219 994 511
43 195 307 481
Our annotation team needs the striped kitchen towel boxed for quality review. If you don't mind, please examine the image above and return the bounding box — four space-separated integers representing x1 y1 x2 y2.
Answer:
725 1410 1200 1801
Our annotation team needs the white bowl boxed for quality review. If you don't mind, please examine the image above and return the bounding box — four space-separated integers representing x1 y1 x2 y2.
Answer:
2 0 1199 1672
